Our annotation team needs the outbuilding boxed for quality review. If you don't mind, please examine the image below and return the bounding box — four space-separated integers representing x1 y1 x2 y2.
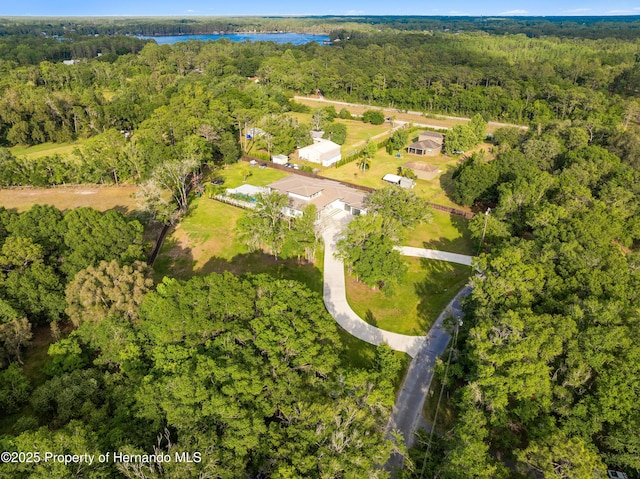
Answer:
298 139 342 167
382 173 415 189
272 154 289 165
403 162 441 181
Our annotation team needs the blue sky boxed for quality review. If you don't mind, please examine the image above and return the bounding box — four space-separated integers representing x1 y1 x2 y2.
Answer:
3 0 640 17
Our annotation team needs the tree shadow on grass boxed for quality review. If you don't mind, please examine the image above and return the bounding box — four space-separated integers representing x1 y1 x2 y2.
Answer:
152 236 195 281
419 213 474 256
414 257 471 333
110 204 133 215
200 251 324 295
438 164 460 205
364 309 378 328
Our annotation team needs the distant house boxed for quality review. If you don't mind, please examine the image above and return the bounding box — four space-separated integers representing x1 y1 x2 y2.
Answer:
403 162 441 181
382 173 415 189
407 139 442 156
407 131 445 156
298 139 341 167
62 59 80 66
268 176 367 217
272 154 289 165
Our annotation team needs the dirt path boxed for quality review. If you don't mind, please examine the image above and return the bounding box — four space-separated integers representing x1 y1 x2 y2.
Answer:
294 96 528 133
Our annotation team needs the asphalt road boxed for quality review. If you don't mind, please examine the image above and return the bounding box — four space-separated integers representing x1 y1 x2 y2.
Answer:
385 285 472 475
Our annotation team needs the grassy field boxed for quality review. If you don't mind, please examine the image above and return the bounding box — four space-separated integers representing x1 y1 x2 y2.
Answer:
320 139 493 210
338 119 392 153
295 98 467 130
154 197 406 372
217 161 289 189
9 141 83 159
321 145 467 208
346 257 472 335
286 110 392 152
156 164 325 287
404 210 475 256
0 185 141 213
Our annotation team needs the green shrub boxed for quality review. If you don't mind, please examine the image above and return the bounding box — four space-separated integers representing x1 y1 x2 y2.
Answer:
363 110 385 125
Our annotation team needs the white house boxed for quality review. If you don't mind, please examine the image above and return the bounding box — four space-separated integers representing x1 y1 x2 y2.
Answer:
298 139 341 167
268 176 367 217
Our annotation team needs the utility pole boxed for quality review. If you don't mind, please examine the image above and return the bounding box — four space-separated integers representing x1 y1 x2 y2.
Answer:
478 207 491 255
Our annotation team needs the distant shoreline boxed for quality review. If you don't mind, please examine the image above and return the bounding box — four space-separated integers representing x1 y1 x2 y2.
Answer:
139 32 331 45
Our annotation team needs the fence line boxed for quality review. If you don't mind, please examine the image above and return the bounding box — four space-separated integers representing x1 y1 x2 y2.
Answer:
240 156 473 218
212 194 256 210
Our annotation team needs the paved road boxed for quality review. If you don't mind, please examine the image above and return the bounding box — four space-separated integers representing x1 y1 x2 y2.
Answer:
320 213 475 475
385 285 472 474
294 95 529 130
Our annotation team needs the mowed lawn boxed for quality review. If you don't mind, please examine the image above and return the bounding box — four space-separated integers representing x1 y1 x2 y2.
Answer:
155 164 324 292
219 162 289 189
404 209 475 256
322 145 464 208
338 119 392 153
9 141 83 159
346 256 472 335
0 185 141 213
286 111 392 153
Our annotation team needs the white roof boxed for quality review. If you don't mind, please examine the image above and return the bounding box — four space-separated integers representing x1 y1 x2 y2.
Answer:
299 139 340 155
383 174 403 183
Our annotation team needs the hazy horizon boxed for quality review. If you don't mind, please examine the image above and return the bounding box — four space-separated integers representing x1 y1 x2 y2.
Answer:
3 0 640 18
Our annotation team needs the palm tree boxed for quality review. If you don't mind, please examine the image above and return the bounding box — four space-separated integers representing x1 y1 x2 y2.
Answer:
357 156 371 171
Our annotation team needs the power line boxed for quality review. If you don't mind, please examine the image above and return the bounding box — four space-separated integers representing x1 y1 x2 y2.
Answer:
419 317 461 479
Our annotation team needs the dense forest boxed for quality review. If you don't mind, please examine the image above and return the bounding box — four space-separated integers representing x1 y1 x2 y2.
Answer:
401 123 640 477
2 25 640 174
0 17 639 478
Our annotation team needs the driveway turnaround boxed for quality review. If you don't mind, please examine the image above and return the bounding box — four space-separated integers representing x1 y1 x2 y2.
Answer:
322 222 427 358
321 219 474 358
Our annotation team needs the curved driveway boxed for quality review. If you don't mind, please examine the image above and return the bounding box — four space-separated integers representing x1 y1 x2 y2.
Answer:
321 217 474 358
322 221 427 357
321 214 475 473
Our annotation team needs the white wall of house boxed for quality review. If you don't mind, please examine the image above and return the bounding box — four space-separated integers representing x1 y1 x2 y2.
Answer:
283 206 303 218
290 192 311 201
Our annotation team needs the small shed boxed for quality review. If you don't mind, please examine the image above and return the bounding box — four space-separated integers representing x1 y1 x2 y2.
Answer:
403 162 441 181
298 139 341 167
272 154 289 165
382 173 415 189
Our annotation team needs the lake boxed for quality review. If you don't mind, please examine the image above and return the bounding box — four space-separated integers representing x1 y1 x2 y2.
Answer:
141 33 330 45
